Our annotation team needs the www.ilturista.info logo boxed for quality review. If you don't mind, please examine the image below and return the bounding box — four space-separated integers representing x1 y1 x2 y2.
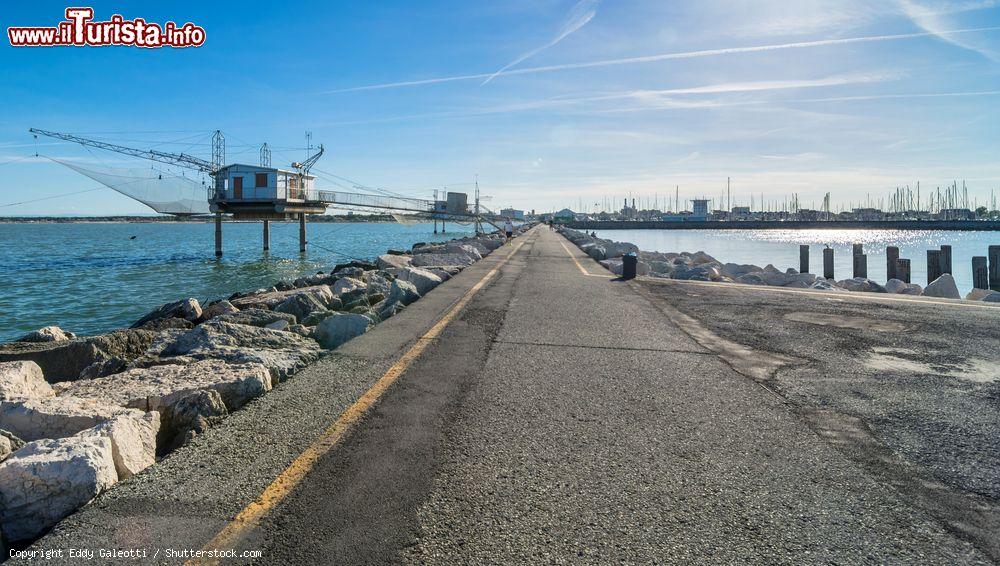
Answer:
7 7 206 48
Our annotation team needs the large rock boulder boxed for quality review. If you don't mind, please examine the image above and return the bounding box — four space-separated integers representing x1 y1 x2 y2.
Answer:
363 272 392 297
923 273 960 299
0 435 118 542
77 411 158 479
230 285 335 311
410 252 478 268
332 277 367 296
394 267 443 296
314 313 375 349
0 329 157 382
163 321 317 358
836 277 888 293
721 263 763 278
0 361 54 401
16 326 73 343
130 298 202 329
387 280 421 307
885 279 924 295
0 396 137 441
61 360 272 413
376 254 413 270
210 308 297 328
274 293 327 322
59 360 270 450
199 300 240 321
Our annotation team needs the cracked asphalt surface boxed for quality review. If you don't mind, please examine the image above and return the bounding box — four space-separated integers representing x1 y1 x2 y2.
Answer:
31 227 998 564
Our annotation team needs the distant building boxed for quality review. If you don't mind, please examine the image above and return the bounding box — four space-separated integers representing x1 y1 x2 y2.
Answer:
500 208 525 221
851 208 884 221
731 206 751 218
692 199 709 219
939 208 974 220
553 208 575 220
796 209 820 221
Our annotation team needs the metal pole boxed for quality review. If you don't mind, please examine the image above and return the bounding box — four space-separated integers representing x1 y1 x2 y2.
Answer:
799 245 809 274
214 212 222 258
299 213 307 253
886 246 899 281
263 220 270 252
823 248 834 280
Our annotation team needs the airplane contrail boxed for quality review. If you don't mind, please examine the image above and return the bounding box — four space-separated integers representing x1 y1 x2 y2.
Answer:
324 26 1000 94
482 0 600 85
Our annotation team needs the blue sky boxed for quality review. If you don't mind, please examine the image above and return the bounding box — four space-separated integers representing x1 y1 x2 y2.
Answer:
1 0 999 215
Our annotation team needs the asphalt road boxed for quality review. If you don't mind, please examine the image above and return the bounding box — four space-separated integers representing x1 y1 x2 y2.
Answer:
32 227 998 564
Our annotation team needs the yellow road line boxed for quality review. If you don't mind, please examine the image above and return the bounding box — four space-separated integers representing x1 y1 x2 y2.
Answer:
558 240 614 278
191 235 532 563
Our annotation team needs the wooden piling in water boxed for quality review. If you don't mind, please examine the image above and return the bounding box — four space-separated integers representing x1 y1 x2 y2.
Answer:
927 250 942 284
886 246 899 280
852 243 863 258
214 212 222 258
972 256 989 290
896 258 911 284
853 254 868 279
799 245 809 274
299 214 307 253
989 245 1000 291
263 220 270 252
823 248 834 280
939 244 953 275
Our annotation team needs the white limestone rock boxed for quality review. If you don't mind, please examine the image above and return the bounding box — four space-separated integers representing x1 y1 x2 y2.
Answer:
59 360 273 414
0 361 53 401
410 252 478 268
394 267 443 295
0 435 117 542
162 321 319 359
314 313 375 350
200 300 239 321
885 279 923 295
387 280 421 307
376 254 413 270
76 411 159 479
16 326 72 343
332 277 367 296
230 285 335 310
274 292 327 322
363 272 392 297
0 397 133 442
923 273 960 299
836 277 887 293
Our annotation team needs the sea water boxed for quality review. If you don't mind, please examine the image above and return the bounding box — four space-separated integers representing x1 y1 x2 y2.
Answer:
0 221 473 341
596 228 999 294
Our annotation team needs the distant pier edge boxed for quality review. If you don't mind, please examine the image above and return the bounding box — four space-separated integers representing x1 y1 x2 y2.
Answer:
565 220 1000 232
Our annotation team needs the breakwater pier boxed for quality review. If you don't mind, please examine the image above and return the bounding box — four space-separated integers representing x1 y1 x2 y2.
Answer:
14 226 999 563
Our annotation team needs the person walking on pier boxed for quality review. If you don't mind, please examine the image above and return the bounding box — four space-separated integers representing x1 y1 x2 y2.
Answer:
503 219 514 240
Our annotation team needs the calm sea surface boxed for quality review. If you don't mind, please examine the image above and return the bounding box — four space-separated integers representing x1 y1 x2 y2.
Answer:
0 221 473 341
597 228 999 293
